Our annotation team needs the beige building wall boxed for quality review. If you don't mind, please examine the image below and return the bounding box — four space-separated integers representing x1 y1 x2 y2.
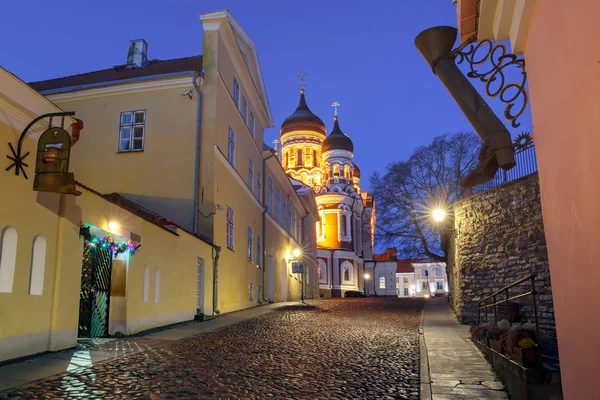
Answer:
48 80 199 232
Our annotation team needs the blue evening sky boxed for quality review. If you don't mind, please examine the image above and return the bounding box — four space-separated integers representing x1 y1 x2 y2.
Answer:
0 0 531 191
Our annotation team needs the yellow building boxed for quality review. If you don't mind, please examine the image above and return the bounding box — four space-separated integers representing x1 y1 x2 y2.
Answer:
279 89 375 297
0 66 214 362
0 10 320 362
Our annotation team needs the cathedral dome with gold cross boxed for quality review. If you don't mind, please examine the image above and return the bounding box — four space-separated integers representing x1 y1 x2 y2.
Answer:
280 89 327 137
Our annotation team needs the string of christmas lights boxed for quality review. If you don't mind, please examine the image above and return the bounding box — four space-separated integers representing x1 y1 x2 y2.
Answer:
79 225 141 256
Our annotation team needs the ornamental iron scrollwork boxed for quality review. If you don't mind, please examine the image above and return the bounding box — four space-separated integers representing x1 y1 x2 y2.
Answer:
513 131 534 151
453 39 528 129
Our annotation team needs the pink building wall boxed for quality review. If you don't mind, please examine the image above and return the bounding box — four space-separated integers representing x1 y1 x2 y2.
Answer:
526 2 600 399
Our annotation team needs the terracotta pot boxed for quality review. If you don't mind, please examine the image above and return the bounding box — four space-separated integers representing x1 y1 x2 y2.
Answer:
489 339 503 354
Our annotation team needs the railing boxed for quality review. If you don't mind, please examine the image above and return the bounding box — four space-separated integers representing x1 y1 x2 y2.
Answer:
477 274 544 364
472 141 537 195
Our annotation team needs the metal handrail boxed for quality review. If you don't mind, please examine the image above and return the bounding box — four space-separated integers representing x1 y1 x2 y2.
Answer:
476 274 543 365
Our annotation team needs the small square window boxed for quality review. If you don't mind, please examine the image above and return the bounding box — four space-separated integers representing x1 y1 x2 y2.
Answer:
119 110 145 152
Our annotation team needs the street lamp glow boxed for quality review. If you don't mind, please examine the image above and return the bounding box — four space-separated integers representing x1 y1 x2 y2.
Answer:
292 248 302 258
432 208 446 222
364 273 371 280
108 221 119 232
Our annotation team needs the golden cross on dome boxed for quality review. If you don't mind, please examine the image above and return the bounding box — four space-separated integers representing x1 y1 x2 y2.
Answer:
331 101 340 116
297 72 307 90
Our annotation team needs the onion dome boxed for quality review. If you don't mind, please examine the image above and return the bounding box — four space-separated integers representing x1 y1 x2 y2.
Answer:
322 116 354 152
280 89 326 136
353 164 360 178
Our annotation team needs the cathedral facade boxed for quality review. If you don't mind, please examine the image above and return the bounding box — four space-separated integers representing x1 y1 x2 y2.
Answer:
279 88 375 297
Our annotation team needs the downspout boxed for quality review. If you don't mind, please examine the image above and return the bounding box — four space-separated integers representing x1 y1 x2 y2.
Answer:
212 245 221 315
192 74 202 235
301 212 309 301
262 152 276 302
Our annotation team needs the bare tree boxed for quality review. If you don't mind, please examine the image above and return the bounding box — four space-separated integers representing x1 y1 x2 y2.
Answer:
370 131 480 261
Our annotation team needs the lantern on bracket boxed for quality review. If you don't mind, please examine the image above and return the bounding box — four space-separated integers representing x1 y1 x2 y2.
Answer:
5 111 82 196
33 126 80 195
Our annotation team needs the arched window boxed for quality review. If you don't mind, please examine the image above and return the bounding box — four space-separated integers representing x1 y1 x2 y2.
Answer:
341 215 348 237
154 268 160 304
29 235 46 295
344 164 350 179
333 164 340 178
318 259 327 282
379 275 386 289
341 261 353 284
143 265 150 303
0 226 18 293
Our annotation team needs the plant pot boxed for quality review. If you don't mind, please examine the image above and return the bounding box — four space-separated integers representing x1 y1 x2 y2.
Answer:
489 339 503 354
521 346 540 368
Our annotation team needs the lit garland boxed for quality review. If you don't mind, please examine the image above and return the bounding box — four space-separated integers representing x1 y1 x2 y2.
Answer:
79 225 141 256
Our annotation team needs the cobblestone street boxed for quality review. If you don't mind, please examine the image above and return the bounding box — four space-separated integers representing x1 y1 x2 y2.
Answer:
0 298 423 400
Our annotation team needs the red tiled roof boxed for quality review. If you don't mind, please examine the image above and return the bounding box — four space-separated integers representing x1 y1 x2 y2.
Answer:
396 258 440 273
373 247 398 261
102 193 178 228
29 55 203 92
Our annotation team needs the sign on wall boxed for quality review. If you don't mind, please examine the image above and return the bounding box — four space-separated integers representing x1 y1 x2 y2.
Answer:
292 262 304 274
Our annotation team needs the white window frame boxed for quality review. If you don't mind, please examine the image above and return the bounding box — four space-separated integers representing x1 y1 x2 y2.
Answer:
267 177 273 215
249 283 253 300
318 259 327 283
249 111 255 138
248 159 254 191
241 96 248 123
257 172 262 203
247 226 253 261
154 268 160 304
233 77 240 107
275 187 281 223
0 226 18 293
256 234 261 267
341 261 353 284
282 196 287 229
227 128 236 166
118 110 146 152
28 235 46 295
143 265 150 303
379 275 386 289
226 207 234 250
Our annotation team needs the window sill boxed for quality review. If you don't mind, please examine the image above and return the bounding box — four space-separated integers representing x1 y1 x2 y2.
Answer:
116 150 144 154
227 246 234 252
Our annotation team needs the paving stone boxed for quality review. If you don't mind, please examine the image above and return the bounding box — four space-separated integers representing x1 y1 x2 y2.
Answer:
482 381 505 390
0 299 423 399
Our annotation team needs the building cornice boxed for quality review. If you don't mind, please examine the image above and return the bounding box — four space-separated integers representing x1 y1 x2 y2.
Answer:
44 75 196 103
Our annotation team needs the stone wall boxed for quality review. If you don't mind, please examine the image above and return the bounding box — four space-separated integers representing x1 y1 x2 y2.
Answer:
448 173 556 330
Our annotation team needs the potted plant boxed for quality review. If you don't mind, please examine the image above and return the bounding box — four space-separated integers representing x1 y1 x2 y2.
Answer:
489 320 510 354
504 323 540 367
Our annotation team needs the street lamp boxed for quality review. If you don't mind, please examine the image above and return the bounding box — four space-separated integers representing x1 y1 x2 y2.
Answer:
432 208 446 222
291 248 305 303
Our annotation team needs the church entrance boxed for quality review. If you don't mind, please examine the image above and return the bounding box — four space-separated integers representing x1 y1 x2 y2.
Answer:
78 240 113 338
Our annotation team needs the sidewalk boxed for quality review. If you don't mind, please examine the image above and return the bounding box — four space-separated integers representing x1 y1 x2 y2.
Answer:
421 297 508 400
0 301 299 391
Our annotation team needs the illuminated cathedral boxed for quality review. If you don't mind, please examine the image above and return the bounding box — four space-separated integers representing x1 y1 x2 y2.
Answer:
279 84 375 297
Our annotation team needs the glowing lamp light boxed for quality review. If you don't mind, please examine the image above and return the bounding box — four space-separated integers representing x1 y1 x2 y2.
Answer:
108 221 119 232
292 248 302 258
432 208 446 223
364 273 371 280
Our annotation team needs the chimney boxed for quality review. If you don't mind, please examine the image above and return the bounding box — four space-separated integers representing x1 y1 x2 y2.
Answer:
127 39 148 68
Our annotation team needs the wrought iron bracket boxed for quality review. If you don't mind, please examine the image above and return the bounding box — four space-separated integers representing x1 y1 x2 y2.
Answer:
452 39 528 128
5 111 75 179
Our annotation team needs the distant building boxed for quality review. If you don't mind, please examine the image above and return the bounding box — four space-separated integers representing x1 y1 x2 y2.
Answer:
366 248 448 297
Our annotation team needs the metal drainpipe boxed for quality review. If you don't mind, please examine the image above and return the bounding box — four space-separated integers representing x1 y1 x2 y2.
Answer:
262 152 276 302
300 212 309 302
192 74 202 235
212 245 221 315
